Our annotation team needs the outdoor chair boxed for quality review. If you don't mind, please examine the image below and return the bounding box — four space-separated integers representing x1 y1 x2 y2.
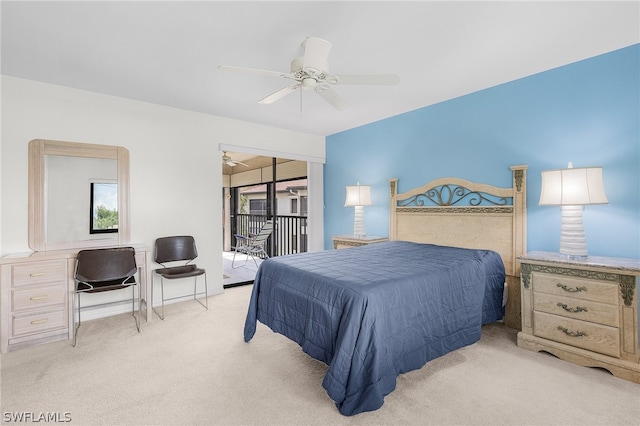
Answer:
232 220 274 269
73 246 140 347
153 236 208 320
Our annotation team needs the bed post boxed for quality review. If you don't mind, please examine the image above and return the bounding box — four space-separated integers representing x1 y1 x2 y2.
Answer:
388 178 398 240
505 165 527 330
510 165 527 277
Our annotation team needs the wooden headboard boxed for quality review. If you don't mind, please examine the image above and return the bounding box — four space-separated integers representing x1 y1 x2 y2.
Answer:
389 165 527 328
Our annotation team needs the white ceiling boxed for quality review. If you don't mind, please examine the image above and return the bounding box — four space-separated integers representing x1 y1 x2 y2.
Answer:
2 1 638 136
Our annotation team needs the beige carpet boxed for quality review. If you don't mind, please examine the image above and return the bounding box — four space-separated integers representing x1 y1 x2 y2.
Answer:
1 285 639 425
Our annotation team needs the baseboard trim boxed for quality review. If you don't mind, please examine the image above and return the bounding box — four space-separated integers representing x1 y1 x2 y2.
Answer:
223 280 253 289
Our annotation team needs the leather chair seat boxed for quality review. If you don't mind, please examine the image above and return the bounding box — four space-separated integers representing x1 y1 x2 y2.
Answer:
155 264 205 279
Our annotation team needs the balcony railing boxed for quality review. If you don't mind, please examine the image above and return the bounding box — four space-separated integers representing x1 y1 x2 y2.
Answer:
233 214 308 258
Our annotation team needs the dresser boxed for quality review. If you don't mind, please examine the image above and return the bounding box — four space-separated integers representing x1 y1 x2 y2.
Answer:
332 235 388 249
517 252 640 383
0 245 151 353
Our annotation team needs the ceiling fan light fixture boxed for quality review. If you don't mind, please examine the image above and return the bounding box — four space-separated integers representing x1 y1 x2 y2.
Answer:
302 78 317 88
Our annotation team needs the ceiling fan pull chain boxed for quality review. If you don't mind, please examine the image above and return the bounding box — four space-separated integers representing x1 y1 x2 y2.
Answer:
299 86 303 116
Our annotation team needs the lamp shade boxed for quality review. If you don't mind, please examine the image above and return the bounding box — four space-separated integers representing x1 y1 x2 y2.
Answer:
539 166 608 206
344 184 372 207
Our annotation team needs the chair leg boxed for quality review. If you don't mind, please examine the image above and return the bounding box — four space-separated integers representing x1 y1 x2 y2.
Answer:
73 292 81 347
152 273 209 319
232 248 249 269
152 275 166 320
132 284 140 332
138 283 142 327
248 247 268 268
73 284 140 347
193 273 208 311
203 273 208 310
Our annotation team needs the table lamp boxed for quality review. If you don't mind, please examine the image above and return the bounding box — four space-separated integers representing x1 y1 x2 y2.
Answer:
345 183 372 238
539 162 608 259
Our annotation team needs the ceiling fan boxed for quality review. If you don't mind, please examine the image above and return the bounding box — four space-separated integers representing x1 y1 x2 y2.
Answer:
218 37 400 111
222 151 248 167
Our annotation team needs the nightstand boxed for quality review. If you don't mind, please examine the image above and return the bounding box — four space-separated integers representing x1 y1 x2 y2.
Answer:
517 251 640 383
332 235 388 249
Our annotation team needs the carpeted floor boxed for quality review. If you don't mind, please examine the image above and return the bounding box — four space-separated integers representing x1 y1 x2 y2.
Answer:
1 285 638 425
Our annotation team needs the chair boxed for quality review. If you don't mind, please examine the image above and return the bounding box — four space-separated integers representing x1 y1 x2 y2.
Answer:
232 220 274 268
153 236 208 320
73 247 140 347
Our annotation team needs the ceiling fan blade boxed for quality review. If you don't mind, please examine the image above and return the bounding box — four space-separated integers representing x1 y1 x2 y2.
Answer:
315 85 349 110
258 84 301 104
330 74 400 85
302 37 332 73
218 65 286 79
225 159 249 167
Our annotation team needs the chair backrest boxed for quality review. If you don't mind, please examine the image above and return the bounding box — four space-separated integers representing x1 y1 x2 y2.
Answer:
75 247 137 283
253 220 273 243
155 236 198 264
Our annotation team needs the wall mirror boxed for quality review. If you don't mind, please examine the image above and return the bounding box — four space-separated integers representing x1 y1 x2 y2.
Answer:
28 139 130 251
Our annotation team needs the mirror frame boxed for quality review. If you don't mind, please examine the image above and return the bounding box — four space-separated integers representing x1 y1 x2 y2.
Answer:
28 139 131 251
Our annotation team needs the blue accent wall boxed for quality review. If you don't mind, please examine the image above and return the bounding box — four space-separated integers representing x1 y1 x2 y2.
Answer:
325 44 639 259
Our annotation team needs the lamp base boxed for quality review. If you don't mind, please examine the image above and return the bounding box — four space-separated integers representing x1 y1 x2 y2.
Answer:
563 254 589 261
353 205 367 238
559 205 588 258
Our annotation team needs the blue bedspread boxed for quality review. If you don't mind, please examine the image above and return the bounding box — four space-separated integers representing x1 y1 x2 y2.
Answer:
244 241 505 416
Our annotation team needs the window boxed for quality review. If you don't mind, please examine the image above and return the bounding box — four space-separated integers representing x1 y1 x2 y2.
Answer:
249 199 267 215
300 196 308 216
291 198 298 214
90 182 118 234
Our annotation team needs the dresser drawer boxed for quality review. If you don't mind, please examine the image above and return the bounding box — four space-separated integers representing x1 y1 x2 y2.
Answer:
11 260 67 287
533 292 618 327
12 309 67 337
532 272 617 304
12 285 67 313
534 311 619 358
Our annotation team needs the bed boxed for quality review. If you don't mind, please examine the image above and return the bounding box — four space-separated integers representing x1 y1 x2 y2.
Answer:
244 165 527 416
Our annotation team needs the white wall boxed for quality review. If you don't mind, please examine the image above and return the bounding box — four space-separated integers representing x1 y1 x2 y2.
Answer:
1 76 325 308
307 162 324 252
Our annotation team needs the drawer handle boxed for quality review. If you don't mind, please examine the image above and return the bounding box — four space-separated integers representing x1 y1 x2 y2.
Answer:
29 272 47 277
30 318 49 325
30 295 49 301
557 326 587 337
557 303 588 313
556 283 588 293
